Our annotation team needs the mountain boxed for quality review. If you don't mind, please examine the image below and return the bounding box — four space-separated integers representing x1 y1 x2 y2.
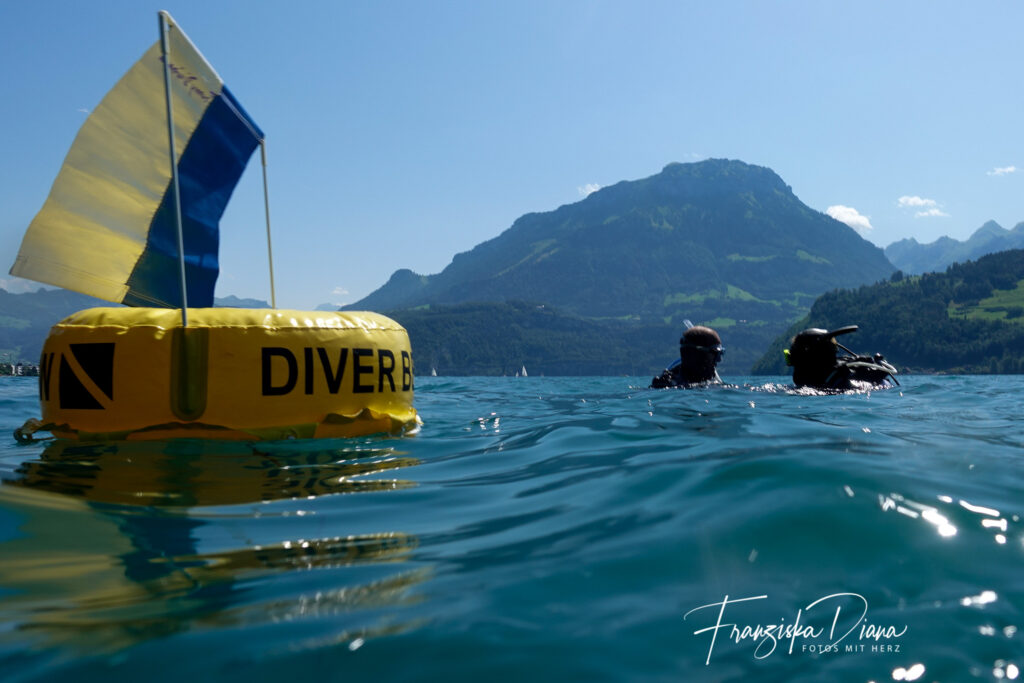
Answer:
752 249 1024 375
0 288 109 364
885 220 1024 275
353 160 893 322
0 289 269 363
350 159 894 372
215 295 270 308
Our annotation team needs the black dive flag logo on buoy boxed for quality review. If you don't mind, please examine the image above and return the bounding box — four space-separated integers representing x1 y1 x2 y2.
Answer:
40 343 115 409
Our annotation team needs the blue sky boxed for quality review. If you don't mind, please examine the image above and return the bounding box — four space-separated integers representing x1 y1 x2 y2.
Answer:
2 2 1022 309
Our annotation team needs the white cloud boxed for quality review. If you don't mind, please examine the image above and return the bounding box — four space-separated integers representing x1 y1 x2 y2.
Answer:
987 166 1017 176
331 286 349 296
825 205 873 235
897 195 948 218
578 183 601 198
0 277 49 294
897 195 937 208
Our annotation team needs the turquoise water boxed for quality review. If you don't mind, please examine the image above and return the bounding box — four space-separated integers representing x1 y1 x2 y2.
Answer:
1 374 1022 682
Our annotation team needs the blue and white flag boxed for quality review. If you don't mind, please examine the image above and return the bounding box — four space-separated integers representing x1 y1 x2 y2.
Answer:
10 13 263 308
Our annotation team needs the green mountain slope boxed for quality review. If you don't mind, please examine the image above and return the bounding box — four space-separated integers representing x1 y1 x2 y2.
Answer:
885 220 1024 275
752 249 1024 375
350 159 894 324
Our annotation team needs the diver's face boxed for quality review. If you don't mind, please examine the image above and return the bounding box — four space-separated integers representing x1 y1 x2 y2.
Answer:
679 347 719 381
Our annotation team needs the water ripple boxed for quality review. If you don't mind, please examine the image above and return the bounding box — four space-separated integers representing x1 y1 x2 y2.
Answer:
1 375 1023 681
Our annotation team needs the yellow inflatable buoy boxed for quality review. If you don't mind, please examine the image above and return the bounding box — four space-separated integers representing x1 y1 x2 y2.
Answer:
24 307 419 441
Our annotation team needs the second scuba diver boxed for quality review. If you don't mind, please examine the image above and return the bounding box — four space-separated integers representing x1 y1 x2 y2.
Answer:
785 325 897 391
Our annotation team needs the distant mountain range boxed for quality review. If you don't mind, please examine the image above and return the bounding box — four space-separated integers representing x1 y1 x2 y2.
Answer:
350 159 895 372
752 249 1024 375
0 290 268 364
214 295 271 308
885 220 1024 275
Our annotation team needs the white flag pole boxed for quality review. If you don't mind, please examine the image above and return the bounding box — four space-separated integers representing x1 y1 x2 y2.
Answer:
260 141 277 309
158 10 189 327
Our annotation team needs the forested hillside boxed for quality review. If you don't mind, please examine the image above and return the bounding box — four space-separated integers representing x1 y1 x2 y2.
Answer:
752 250 1024 375
389 301 770 377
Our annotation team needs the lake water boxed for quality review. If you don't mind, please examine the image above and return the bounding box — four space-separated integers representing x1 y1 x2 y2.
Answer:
1 374 1022 682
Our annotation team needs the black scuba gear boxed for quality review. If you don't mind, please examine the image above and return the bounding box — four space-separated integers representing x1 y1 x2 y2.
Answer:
786 325 897 391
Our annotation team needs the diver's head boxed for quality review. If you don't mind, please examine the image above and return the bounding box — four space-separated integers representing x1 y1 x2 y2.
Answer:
786 325 857 388
678 326 723 383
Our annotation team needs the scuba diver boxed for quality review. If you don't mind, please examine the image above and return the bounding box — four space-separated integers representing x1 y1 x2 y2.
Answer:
650 325 724 388
785 325 898 391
